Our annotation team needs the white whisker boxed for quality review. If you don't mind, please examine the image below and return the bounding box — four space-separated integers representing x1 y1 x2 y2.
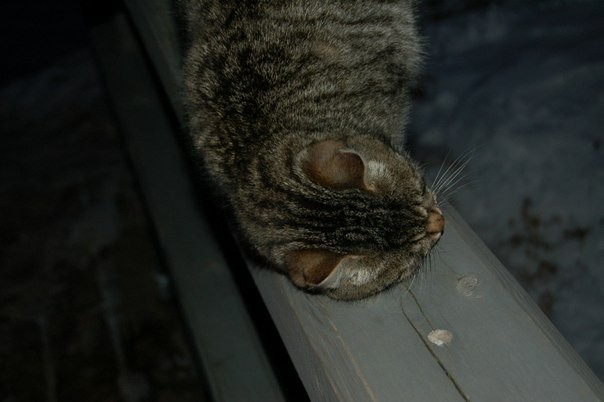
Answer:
440 179 480 201
430 146 484 205
407 272 417 293
439 169 472 198
436 164 465 195
434 149 475 194
431 152 450 191
432 150 467 192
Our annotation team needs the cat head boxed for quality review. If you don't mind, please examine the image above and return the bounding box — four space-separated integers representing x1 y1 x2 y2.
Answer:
278 136 444 300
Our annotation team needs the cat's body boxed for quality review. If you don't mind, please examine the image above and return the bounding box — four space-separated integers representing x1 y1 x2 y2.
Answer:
178 0 444 300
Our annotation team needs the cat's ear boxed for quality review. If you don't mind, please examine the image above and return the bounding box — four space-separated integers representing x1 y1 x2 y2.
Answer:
301 140 372 191
285 249 348 289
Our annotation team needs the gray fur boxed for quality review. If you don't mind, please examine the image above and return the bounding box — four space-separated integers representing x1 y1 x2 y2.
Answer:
178 0 443 300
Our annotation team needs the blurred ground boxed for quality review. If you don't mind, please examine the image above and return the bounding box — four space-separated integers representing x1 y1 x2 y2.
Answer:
412 0 604 379
0 2 209 401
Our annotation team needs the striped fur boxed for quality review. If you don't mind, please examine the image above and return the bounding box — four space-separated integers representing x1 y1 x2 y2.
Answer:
178 0 443 300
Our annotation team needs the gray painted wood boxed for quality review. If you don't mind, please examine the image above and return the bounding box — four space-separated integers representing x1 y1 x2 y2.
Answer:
250 208 604 401
400 209 603 401
117 0 604 400
252 270 467 402
89 12 285 402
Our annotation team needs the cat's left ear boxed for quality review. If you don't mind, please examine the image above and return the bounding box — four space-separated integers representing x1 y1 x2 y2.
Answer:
300 140 374 192
285 249 350 290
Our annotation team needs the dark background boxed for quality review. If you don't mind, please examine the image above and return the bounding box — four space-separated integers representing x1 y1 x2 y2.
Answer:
1 0 602 400
1 0 210 400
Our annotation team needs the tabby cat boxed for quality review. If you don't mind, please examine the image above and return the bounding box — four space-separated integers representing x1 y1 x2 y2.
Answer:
177 0 444 300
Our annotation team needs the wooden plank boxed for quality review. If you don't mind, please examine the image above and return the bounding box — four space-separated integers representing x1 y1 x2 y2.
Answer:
89 12 286 402
252 271 467 402
400 208 603 401
119 0 604 400
250 209 604 401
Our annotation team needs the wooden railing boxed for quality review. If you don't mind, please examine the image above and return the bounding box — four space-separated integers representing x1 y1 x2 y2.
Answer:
90 1 604 400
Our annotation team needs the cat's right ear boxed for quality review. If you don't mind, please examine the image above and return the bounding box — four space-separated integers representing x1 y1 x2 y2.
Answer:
285 249 348 290
301 140 371 191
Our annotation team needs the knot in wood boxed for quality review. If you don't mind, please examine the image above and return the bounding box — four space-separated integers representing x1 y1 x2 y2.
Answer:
456 274 479 296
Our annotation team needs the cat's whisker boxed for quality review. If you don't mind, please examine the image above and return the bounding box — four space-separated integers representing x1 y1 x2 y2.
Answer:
444 173 479 194
432 153 461 193
405 272 417 294
420 264 428 292
433 147 475 187
433 151 474 195
438 171 471 199
440 180 480 202
439 172 480 199
416 260 427 293
432 146 481 195
440 198 454 207
431 152 450 191
432 154 465 193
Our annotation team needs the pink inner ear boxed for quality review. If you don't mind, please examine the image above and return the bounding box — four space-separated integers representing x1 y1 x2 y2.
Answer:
285 249 344 287
302 140 366 190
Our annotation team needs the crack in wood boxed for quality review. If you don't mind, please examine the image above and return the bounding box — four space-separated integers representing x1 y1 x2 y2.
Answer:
401 294 471 402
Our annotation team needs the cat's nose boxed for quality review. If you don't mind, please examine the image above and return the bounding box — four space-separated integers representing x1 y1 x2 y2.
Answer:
426 207 445 239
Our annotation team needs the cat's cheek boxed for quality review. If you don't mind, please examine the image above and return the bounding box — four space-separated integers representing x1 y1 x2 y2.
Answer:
290 255 372 292
311 256 367 289
347 268 377 286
